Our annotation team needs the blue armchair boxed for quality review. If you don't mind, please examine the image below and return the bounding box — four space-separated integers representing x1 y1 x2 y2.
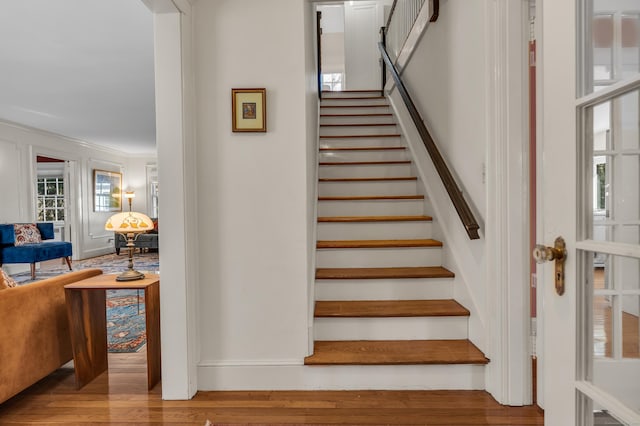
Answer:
0 223 72 279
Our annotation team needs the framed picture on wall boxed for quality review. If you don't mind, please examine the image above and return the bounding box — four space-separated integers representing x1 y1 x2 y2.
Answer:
232 88 267 132
93 169 122 212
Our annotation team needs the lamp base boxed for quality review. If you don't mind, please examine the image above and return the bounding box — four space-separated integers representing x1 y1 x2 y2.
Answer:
116 269 146 281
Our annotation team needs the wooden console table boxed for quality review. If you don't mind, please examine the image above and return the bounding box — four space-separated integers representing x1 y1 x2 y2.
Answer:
64 274 161 390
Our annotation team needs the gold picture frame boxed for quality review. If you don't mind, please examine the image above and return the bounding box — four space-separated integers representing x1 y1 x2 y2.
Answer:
232 88 266 132
93 169 122 212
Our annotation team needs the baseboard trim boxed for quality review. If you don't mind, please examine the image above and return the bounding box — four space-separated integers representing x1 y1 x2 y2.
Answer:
197 364 485 391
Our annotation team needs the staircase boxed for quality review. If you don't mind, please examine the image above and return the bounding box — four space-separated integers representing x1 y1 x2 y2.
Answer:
304 90 489 389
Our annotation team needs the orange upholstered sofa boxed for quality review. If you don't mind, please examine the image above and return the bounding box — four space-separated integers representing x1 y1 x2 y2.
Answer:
0 268 103 404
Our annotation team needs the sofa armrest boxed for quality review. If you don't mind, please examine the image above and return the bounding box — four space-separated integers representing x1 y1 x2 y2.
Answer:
0 268 102 403
36 222 55 240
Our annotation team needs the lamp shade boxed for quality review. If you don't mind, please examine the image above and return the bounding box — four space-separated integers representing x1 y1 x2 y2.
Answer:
105 211 153 233
124 191 135 200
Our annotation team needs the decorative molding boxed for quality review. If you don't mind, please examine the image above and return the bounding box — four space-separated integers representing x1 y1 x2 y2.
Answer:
483 0 530 406
0 119 144 158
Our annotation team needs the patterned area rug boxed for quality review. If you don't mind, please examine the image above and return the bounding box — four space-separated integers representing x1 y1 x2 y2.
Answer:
11 252 159 353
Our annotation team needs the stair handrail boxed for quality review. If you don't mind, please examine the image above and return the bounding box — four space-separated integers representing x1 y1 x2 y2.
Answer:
378 42 480 240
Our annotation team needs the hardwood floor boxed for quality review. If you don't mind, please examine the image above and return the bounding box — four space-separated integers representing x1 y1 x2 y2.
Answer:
0 351 543 425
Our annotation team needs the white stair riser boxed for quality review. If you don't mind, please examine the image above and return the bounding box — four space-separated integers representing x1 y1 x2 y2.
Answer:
319 164 413 179
322 91 382 99
320 125 398 137
315 278 454 301
318 199 424 216
319 150 408 162
198 364 485 390
318 180 418 197
320 137 402 148
321 98 388 107
314 317 468 341
316 247 442 268
317 221 432 240
321 106 391 115
321 115 395 125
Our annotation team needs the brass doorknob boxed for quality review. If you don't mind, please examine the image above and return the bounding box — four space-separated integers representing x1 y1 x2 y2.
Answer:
533 243 566 264
532 237 567 295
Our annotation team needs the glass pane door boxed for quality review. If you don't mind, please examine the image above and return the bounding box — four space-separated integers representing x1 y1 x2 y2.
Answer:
576 1 640 424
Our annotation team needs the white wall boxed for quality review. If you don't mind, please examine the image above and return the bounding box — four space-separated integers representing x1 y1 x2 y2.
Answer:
391 0 489 344
318 5 345 75
0 120 156 261
193 0 313 388
400 3 487 220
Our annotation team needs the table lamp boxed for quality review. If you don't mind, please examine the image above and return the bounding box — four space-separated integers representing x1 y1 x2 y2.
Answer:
124 191 135 211
105 211 153 281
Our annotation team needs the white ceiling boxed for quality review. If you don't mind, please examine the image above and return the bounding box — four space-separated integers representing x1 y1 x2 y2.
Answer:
0 0 156 155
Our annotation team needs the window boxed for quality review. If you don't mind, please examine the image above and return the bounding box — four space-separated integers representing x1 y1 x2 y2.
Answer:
322 72 344 91
37 177 64 221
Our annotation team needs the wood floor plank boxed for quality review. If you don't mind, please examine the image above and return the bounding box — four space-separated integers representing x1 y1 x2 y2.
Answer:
316 239 442 249
314 300 470 317
304 340 490 365
0 352 542 425
315 266 455 280
318 215 432 222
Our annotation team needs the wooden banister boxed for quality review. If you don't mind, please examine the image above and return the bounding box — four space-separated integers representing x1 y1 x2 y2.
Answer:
378 42 480 240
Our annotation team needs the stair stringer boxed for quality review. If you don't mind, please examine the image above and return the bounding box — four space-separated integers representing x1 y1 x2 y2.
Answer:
386 92 487 357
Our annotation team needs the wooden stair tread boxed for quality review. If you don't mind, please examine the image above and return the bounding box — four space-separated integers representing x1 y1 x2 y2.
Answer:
317 239 442 249
320 113 393 117
304 340 489 365
316 266 454 280
320 134 401 139
320 104 389 108
322 90 382 93
314 300 469 318
319 146 405 151
320 123 396 127
319 177 417 182
321 96 386 101
319 161 411 166
319 195 424 201
318 215 432 223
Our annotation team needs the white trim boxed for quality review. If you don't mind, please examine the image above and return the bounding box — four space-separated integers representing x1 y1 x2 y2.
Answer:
200 359 305 367
576 240 640 259
576 74 640 107
197 364 486 391
576 381 640 425
0 118 134 158
150 0 198 400
483 0 531 406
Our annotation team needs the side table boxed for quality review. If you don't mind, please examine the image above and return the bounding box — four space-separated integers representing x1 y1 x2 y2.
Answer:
64 274 161 390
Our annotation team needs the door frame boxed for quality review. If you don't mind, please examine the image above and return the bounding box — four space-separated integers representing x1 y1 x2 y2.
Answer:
484 0 533 406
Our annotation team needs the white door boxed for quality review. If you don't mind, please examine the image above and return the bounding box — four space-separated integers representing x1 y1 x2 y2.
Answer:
344 1 381 90
540 0 640 424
